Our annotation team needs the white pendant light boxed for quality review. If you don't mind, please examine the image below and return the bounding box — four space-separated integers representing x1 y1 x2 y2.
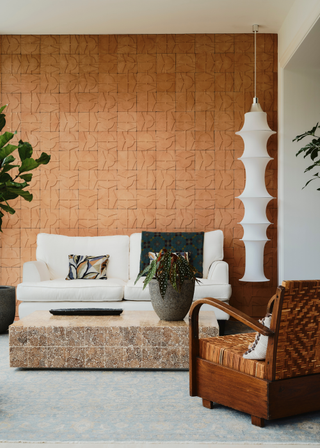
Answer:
236 24 276 282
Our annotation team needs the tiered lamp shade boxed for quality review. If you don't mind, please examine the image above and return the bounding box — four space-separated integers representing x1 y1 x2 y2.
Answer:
236 111 275 282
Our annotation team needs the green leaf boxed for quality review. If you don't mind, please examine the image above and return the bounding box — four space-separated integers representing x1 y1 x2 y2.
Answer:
19 158 40 173
18 140 33 161
6 180 28 188
19 152 51 173
0 141 17 161
0 164 19 175
158 269 169 298
134 262 152 284
311 148 319 160
135 248 200 299
2 144 18 155
143 260 158 290
294 123 320 190
6 187 33 202
19 173 33 182
293 123 320 142
0 172 13 183
0 132 15 152
0 203 15 214
171 262 178 292
0 210 3 232
0 114 6 133
303 178 317 188
36 152 51 165
2 154 16 165
304 163 319 173
0 106 7 133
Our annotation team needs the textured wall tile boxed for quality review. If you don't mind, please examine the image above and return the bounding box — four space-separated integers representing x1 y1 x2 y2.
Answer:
195 35 215 53
1 33 277 318
118 35 137 54
2 36 21 54
2 55 21 73
21 36 40 54
215 35 235 53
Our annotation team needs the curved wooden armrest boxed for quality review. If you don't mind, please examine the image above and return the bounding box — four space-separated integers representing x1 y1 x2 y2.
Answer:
189 297 274 337
266 294 276 314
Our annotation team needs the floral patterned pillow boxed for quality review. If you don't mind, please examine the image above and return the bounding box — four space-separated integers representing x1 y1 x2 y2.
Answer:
66 255 110 280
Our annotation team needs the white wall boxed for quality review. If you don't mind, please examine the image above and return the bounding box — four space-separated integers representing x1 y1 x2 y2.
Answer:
278 1 320 281
280 68 320 280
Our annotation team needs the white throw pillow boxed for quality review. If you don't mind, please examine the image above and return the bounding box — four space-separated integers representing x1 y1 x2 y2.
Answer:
243 314 272 360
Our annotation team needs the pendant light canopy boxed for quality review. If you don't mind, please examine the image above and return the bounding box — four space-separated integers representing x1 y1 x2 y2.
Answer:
236 25 276 282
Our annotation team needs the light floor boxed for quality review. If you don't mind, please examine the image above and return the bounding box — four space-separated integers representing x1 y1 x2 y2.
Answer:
3 322 318 448
1 443 320 447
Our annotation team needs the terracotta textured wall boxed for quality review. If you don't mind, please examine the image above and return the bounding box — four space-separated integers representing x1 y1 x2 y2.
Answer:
0 34 277 317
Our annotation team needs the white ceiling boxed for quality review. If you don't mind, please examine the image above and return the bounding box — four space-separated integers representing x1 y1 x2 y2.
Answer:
0 0 295 35
287 16 320 70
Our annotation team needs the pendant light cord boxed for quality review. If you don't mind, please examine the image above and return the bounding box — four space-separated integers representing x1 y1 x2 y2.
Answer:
252 24 259 101
250 25 262 111
254 28 257 99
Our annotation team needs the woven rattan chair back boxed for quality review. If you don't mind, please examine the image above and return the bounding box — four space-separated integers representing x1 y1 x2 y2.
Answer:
267 280 320 381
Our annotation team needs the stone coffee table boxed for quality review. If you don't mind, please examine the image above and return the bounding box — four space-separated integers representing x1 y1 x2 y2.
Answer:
9 310 218 369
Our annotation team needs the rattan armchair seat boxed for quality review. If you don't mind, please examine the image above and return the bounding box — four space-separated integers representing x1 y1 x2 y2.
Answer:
189 280 320 427
200 333 265 379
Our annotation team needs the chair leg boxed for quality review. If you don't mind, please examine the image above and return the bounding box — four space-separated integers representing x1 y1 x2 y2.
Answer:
251 415 265 427
202 399 214 409
217 320 226 336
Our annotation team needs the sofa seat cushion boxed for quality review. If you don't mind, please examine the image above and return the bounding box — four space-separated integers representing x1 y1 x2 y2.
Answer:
17 278 125 302
124 278 231 302
124 278 151 301
199 333 266 379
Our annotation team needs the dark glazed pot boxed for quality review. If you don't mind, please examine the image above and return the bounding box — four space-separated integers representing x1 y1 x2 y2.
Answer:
148 279 195 321
0 286 16 333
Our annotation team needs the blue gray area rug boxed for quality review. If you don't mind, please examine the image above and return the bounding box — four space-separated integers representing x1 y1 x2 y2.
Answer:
0 334 320 444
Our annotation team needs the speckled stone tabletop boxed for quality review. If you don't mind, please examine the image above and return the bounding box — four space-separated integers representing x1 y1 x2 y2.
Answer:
9 310 218 369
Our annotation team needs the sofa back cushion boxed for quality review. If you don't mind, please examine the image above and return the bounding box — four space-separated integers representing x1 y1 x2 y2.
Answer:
36 234 129 281
129 230 224 280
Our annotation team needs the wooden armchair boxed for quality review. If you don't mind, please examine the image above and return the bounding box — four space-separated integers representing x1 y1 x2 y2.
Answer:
189 280 320 427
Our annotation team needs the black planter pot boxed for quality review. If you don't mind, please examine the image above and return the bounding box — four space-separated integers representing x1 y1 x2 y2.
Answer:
0 286 16 333
148 279 195 321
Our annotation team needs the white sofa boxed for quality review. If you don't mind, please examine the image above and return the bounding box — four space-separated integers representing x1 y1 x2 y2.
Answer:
17 231 232 324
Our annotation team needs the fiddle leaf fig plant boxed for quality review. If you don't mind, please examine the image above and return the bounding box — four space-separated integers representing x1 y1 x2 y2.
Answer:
293 122 320 190
0 105 51 231
135 248 200 299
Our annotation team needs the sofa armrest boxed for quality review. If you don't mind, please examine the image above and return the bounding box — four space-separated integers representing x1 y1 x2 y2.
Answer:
207 260 229 284
23 261 50 282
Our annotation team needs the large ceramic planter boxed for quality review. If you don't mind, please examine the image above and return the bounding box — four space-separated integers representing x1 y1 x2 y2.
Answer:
148 279 195 321
0 286 16 333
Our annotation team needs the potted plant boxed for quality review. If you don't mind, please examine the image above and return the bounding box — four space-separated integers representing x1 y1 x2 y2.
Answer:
135 248 199 321
0 105 51 333
293 122 320 190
